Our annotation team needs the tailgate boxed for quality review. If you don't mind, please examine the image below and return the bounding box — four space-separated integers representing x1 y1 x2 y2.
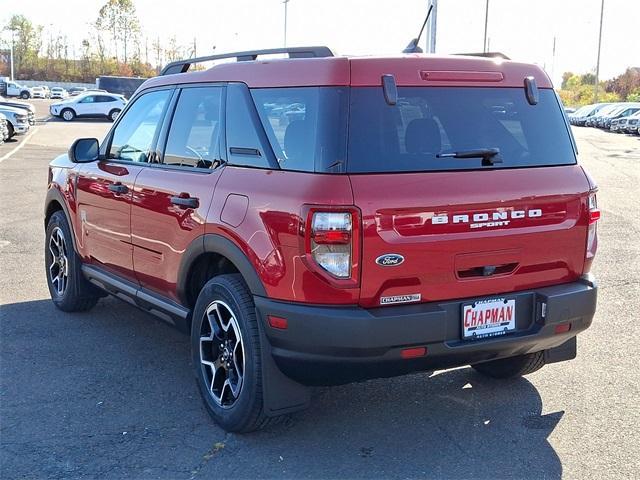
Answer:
351 165 591 308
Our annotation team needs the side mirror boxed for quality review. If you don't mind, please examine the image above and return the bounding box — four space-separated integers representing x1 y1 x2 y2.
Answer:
69 138 99 163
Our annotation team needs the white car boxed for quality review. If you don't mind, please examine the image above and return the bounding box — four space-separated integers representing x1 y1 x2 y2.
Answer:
31 86 47 99
49 92 127 122
0 105 30 138
50 87 68 99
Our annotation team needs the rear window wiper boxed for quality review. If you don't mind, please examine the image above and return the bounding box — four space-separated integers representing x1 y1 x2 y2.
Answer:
437 148 503 165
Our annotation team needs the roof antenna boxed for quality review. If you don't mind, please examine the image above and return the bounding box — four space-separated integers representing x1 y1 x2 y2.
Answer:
402 4 433 54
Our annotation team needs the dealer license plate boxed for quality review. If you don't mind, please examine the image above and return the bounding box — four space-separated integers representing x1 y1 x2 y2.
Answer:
462 298 516 340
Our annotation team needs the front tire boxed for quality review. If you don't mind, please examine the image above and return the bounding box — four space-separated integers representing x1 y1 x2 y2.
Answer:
45 211 99 312
472 351 545 379
61 108 76 122
6 123 14 139
21 91 30 99
191 274 269 433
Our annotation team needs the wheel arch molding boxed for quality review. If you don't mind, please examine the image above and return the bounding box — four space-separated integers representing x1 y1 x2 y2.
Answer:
178 234 268 306
44 187 79 254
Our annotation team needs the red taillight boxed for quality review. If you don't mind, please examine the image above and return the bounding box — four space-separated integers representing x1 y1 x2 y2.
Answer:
312 229 351 245
585 193 599 273
401 347 427 359
304 209 360 282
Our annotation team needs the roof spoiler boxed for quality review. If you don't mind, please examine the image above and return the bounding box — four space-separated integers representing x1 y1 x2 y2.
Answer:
160 46 334 76
454 52 511 60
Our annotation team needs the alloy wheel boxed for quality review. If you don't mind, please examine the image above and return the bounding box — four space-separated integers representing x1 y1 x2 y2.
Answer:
199 300 245 408
48 227 69 297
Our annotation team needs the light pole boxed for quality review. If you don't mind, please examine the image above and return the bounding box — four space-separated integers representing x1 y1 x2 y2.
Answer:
426 0 438 53
483 0 490 52
594 0 605 102
283 0 290 47
10 30 15 80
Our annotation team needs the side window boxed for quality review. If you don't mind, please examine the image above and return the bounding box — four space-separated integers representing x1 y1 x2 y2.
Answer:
226 84 272 168
163 87 223 169
80 96 96 104
108 89 171 163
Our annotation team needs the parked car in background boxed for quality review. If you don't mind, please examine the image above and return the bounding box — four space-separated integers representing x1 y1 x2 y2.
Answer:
600 104 640 129
0 80 33 99
624 111 640 134
68 87 87 97
0 95 35 125
41 86 52 98
572 103 612 126
0 112 8 144
49 92 127 121
50 87 68 99
0 105 30 138
586 103 621 127
30 86 47 99
564 107 576 114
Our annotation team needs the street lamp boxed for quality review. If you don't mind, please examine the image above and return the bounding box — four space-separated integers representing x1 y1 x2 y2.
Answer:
483 0 490 53
283 0 290 47
594 0 605 102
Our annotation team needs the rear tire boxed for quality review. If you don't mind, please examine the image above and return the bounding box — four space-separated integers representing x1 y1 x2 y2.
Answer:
21 91 30 99
61 108 75 122
472 351 545 379
45 211 100 312
191 274 270 433
108 109 121 122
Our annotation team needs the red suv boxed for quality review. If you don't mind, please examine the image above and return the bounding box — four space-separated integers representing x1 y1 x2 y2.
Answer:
44 47 599 432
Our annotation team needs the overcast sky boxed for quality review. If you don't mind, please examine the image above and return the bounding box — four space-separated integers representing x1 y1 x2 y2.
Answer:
2 0 639 86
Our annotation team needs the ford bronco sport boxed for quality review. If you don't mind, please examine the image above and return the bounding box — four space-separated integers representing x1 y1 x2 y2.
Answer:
44 46 599 432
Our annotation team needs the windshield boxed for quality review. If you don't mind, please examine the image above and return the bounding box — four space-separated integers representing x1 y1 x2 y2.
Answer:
347 87 576 173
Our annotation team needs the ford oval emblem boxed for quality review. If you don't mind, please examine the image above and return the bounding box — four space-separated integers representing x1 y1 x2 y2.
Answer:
376 254 405 267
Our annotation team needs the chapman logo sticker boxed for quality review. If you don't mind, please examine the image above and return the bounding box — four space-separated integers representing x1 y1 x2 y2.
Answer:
380 293 421 305
376 254 405 267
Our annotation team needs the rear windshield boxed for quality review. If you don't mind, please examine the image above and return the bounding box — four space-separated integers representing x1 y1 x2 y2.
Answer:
347 87 576 173
250 86 575 174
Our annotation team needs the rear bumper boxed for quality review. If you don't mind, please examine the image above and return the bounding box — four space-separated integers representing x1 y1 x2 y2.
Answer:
255 275 597 385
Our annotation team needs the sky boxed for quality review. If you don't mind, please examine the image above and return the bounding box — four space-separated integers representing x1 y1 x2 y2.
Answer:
2 0 639 86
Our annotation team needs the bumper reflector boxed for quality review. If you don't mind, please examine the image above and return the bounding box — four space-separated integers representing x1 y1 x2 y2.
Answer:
267 315 288 330
401 347 427 359
554 323 571 334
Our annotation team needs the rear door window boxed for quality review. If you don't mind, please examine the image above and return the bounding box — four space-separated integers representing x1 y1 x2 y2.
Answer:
347 87 576 173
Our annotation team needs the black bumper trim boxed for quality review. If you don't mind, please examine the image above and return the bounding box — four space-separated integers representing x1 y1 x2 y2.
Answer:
254 277 597 385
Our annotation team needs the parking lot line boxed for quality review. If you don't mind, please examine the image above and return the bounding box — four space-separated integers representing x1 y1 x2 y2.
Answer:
0 127 39 164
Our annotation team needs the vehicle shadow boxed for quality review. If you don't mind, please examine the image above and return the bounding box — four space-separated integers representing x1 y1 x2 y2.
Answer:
0 297 563 479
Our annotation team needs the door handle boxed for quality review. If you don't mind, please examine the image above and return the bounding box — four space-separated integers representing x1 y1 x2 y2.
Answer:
170 194 199 209
108 182 128 194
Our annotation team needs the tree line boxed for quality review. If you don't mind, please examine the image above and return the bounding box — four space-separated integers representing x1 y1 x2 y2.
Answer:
0 0 194 83
558 68 640 107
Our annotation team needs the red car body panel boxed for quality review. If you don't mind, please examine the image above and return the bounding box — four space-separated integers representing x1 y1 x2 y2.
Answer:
130 167 222 301
75 161 145 282
350 165 591 308
208 166 359 304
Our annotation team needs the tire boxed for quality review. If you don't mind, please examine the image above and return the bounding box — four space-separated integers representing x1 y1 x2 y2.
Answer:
6 123 14 139
45 210 100 312
191 274 270 433
21 91 30 99
472 351 545 379
61 108 76 122
108 109 121 122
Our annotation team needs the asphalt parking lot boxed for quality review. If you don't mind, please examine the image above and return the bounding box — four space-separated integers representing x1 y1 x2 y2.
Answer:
1 102 639 479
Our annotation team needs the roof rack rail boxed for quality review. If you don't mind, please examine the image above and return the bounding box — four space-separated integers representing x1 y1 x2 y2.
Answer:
454 52 511 60
160 46 334 76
